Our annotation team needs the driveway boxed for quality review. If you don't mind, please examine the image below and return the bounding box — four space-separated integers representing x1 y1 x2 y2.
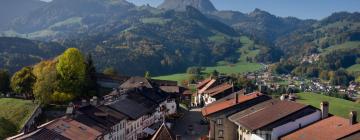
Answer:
172 108 208 140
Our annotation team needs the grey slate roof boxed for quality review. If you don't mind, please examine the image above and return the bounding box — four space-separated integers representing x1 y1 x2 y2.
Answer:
74 105 127 133
130 88 169 104
120 76 177 90
107 92 158 120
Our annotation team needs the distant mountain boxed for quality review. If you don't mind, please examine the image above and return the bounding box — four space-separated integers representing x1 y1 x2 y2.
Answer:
0 0 46 30
210 9 316 44
4 0 135 35
276 12 360 57
158 0 217 13
0 0 358 76
1 6 241 75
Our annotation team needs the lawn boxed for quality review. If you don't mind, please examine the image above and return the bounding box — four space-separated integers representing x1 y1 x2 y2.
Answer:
0 98 38 139
203 62 263 74
154 36 264 83
154 62 262 84
296 92 360 121
347 64 360 73
321 41 360 55
141 17 171 25
153 73 189 84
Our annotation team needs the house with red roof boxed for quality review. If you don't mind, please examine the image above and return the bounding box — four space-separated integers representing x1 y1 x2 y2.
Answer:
202 92 271 140
281 111 360 140
194 76 234 106
8 116 103 140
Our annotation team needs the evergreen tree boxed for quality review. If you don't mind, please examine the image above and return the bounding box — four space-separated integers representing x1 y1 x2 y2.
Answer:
0 69 10 93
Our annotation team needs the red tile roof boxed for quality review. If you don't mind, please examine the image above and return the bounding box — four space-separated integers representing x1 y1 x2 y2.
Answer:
202 92 263 116
232 101 308 131
45 117 103 140
204 83 233 97
182 90 193 95
198 79 217 94
281 116 360 140
196 77 212 89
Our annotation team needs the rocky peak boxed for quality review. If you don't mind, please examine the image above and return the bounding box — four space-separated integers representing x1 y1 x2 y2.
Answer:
158 0 217 13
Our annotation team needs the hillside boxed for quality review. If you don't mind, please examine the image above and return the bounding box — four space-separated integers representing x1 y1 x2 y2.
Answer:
0 37 65 73
272 12 360 82
2 0 135 39
62 7 240 75
276 12 360 57
0 0 46 30
297 92 360 121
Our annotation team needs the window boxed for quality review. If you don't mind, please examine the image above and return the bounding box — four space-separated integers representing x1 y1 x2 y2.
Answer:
218 130 224 137
266 134 271 140
217 119 223 125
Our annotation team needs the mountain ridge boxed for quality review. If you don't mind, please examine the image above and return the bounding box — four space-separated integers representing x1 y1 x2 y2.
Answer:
158 0 217 13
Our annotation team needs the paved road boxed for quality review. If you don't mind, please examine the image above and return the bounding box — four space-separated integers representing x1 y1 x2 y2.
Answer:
172 108 208 140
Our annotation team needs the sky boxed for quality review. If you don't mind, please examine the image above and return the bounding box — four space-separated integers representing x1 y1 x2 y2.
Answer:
40 0 360 20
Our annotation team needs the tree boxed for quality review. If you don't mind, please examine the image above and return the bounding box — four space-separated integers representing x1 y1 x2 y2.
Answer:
84 54 98 97
356 76 360 83
211 70 219 77
357 58 360 64
145 71 151 79
32 60 58 104
103 67 118 76
0 69 10 93
329 69 353 86
11 67 36 99
319 70 330 80
186 67 202 75
56 48 86 97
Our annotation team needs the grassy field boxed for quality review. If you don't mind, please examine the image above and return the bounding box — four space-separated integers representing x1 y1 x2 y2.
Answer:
0 98 38 139
141 17 171 25
321 41 360 55
154 36 264 83
347 64 360 73
297 92 360 121
154 73 189 84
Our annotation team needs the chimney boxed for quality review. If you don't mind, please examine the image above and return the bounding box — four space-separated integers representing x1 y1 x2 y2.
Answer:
91 96 98 106
65 102 75 117
81 99 88 107
176 135 181 140
235 93 239 104
350 111 357 125
320 101 329 119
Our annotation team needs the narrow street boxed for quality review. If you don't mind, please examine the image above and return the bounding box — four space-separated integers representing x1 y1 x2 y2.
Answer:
172 108 208 140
